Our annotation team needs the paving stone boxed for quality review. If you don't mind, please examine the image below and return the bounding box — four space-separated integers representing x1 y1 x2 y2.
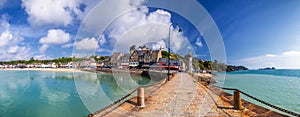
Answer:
94 73 257 117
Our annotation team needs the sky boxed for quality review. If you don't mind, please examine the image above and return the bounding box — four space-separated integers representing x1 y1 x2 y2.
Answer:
0 0 300 69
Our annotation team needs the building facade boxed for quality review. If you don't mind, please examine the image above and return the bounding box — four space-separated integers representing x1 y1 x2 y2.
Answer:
187 51 193 72
129 45 162 68
110 52 123 68
121 54 130 68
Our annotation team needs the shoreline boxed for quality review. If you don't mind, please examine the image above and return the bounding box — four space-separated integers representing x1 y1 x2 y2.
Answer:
0 68 83 72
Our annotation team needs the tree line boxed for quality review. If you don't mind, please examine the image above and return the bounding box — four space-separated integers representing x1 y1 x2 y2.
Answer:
161 51 248 72
0 56 110 65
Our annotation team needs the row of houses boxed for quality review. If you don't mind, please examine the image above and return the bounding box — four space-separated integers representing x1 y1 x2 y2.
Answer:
101 45 186 70
0 62 73 69
0 45 191 71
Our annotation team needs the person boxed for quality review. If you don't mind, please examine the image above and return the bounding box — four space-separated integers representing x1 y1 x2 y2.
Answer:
87 114 93 117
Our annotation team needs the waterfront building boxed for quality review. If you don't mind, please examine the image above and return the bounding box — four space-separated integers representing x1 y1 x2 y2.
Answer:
60 62 73 68
47 62 57 68
121 54 130 68
129 45 162 68
157 58 185 71
103 58 111 67
110 52 123 68
74 56 96 68
96 61 104 68
158 58 181 66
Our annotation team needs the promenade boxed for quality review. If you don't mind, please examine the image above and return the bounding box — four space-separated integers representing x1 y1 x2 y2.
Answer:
94 72 278 117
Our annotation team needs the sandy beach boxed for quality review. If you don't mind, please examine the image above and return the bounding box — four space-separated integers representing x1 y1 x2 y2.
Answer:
0 68 83 72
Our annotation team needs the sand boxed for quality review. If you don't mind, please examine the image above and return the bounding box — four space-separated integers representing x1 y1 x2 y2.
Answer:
0 68 83 72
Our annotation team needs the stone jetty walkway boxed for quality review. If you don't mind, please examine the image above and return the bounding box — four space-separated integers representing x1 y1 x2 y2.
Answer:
94 73 259 117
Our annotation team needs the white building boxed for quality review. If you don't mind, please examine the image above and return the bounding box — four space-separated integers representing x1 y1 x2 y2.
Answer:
187 51 193 73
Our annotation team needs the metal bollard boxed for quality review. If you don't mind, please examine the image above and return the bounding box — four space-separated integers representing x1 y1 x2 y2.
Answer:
234 90 244 110
137 87 145 107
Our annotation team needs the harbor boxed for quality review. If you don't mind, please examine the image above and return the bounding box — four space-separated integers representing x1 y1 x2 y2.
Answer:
91 72 294 117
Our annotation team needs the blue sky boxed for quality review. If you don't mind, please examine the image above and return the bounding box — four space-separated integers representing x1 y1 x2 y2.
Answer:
202 0 300 68
1 0 300 69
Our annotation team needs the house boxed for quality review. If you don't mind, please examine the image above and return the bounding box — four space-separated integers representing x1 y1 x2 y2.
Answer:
96 61 104 68
129 45 162 68
157 58 185 71
110 52 123 68
103 58 111 67
121 54 130 68
61 62 73 68
26 64 34 68
48 62 57 68
41 64 49 68
74 56 96 68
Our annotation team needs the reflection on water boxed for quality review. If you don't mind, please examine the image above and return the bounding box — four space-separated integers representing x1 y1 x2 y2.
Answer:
74 72 155 113
0 70 154 117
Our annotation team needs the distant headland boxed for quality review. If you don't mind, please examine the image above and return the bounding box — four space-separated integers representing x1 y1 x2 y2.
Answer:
258 67 276 70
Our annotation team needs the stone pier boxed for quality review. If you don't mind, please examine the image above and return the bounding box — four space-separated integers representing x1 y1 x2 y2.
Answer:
94 72 285 117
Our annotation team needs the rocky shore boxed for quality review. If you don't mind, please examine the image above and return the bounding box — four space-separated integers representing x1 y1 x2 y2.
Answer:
193 73 217 85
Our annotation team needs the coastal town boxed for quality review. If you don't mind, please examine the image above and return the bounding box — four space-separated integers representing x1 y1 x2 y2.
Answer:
0 44 248 73
2 0 300 117
0 45 195 72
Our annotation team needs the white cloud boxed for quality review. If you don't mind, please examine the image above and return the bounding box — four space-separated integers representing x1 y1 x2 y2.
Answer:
1 15 9 29
7 46 19 54
195 37 203 47
147 9 171 24
39 29 71 45
21 0 84 27
282 51 300 56
74 37 98 50
107 9 189 53
62 43 73 48
34 54 52 60
75 0 191 55
39 44 49 53
265 54 276 57
81 0 148 35
39 29 71 53
236 50 300 69
96 48 112 53
151 40 166 50
98 34 107 46
0 30 13 47
0 16 31 61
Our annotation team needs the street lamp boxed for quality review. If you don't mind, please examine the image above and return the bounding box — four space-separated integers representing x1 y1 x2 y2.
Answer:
168 23 182 81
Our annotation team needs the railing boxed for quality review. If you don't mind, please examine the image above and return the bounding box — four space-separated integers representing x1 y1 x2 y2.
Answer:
212 85 300 117
89 72 172 116
92 88 138 115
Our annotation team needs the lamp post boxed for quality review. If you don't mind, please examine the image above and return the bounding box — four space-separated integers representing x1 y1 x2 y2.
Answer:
168 23 182 81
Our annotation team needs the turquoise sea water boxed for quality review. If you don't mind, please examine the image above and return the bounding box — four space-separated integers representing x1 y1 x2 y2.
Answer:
214 69 300 114
0 70 154 117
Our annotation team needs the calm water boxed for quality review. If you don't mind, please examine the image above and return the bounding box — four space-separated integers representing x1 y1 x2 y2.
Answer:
214 69 300 113
0 70 154 117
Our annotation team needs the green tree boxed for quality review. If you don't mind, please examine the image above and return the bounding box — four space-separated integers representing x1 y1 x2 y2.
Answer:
161 50 169 58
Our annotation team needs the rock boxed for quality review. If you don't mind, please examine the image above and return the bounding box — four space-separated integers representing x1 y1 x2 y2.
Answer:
195 73 216 84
